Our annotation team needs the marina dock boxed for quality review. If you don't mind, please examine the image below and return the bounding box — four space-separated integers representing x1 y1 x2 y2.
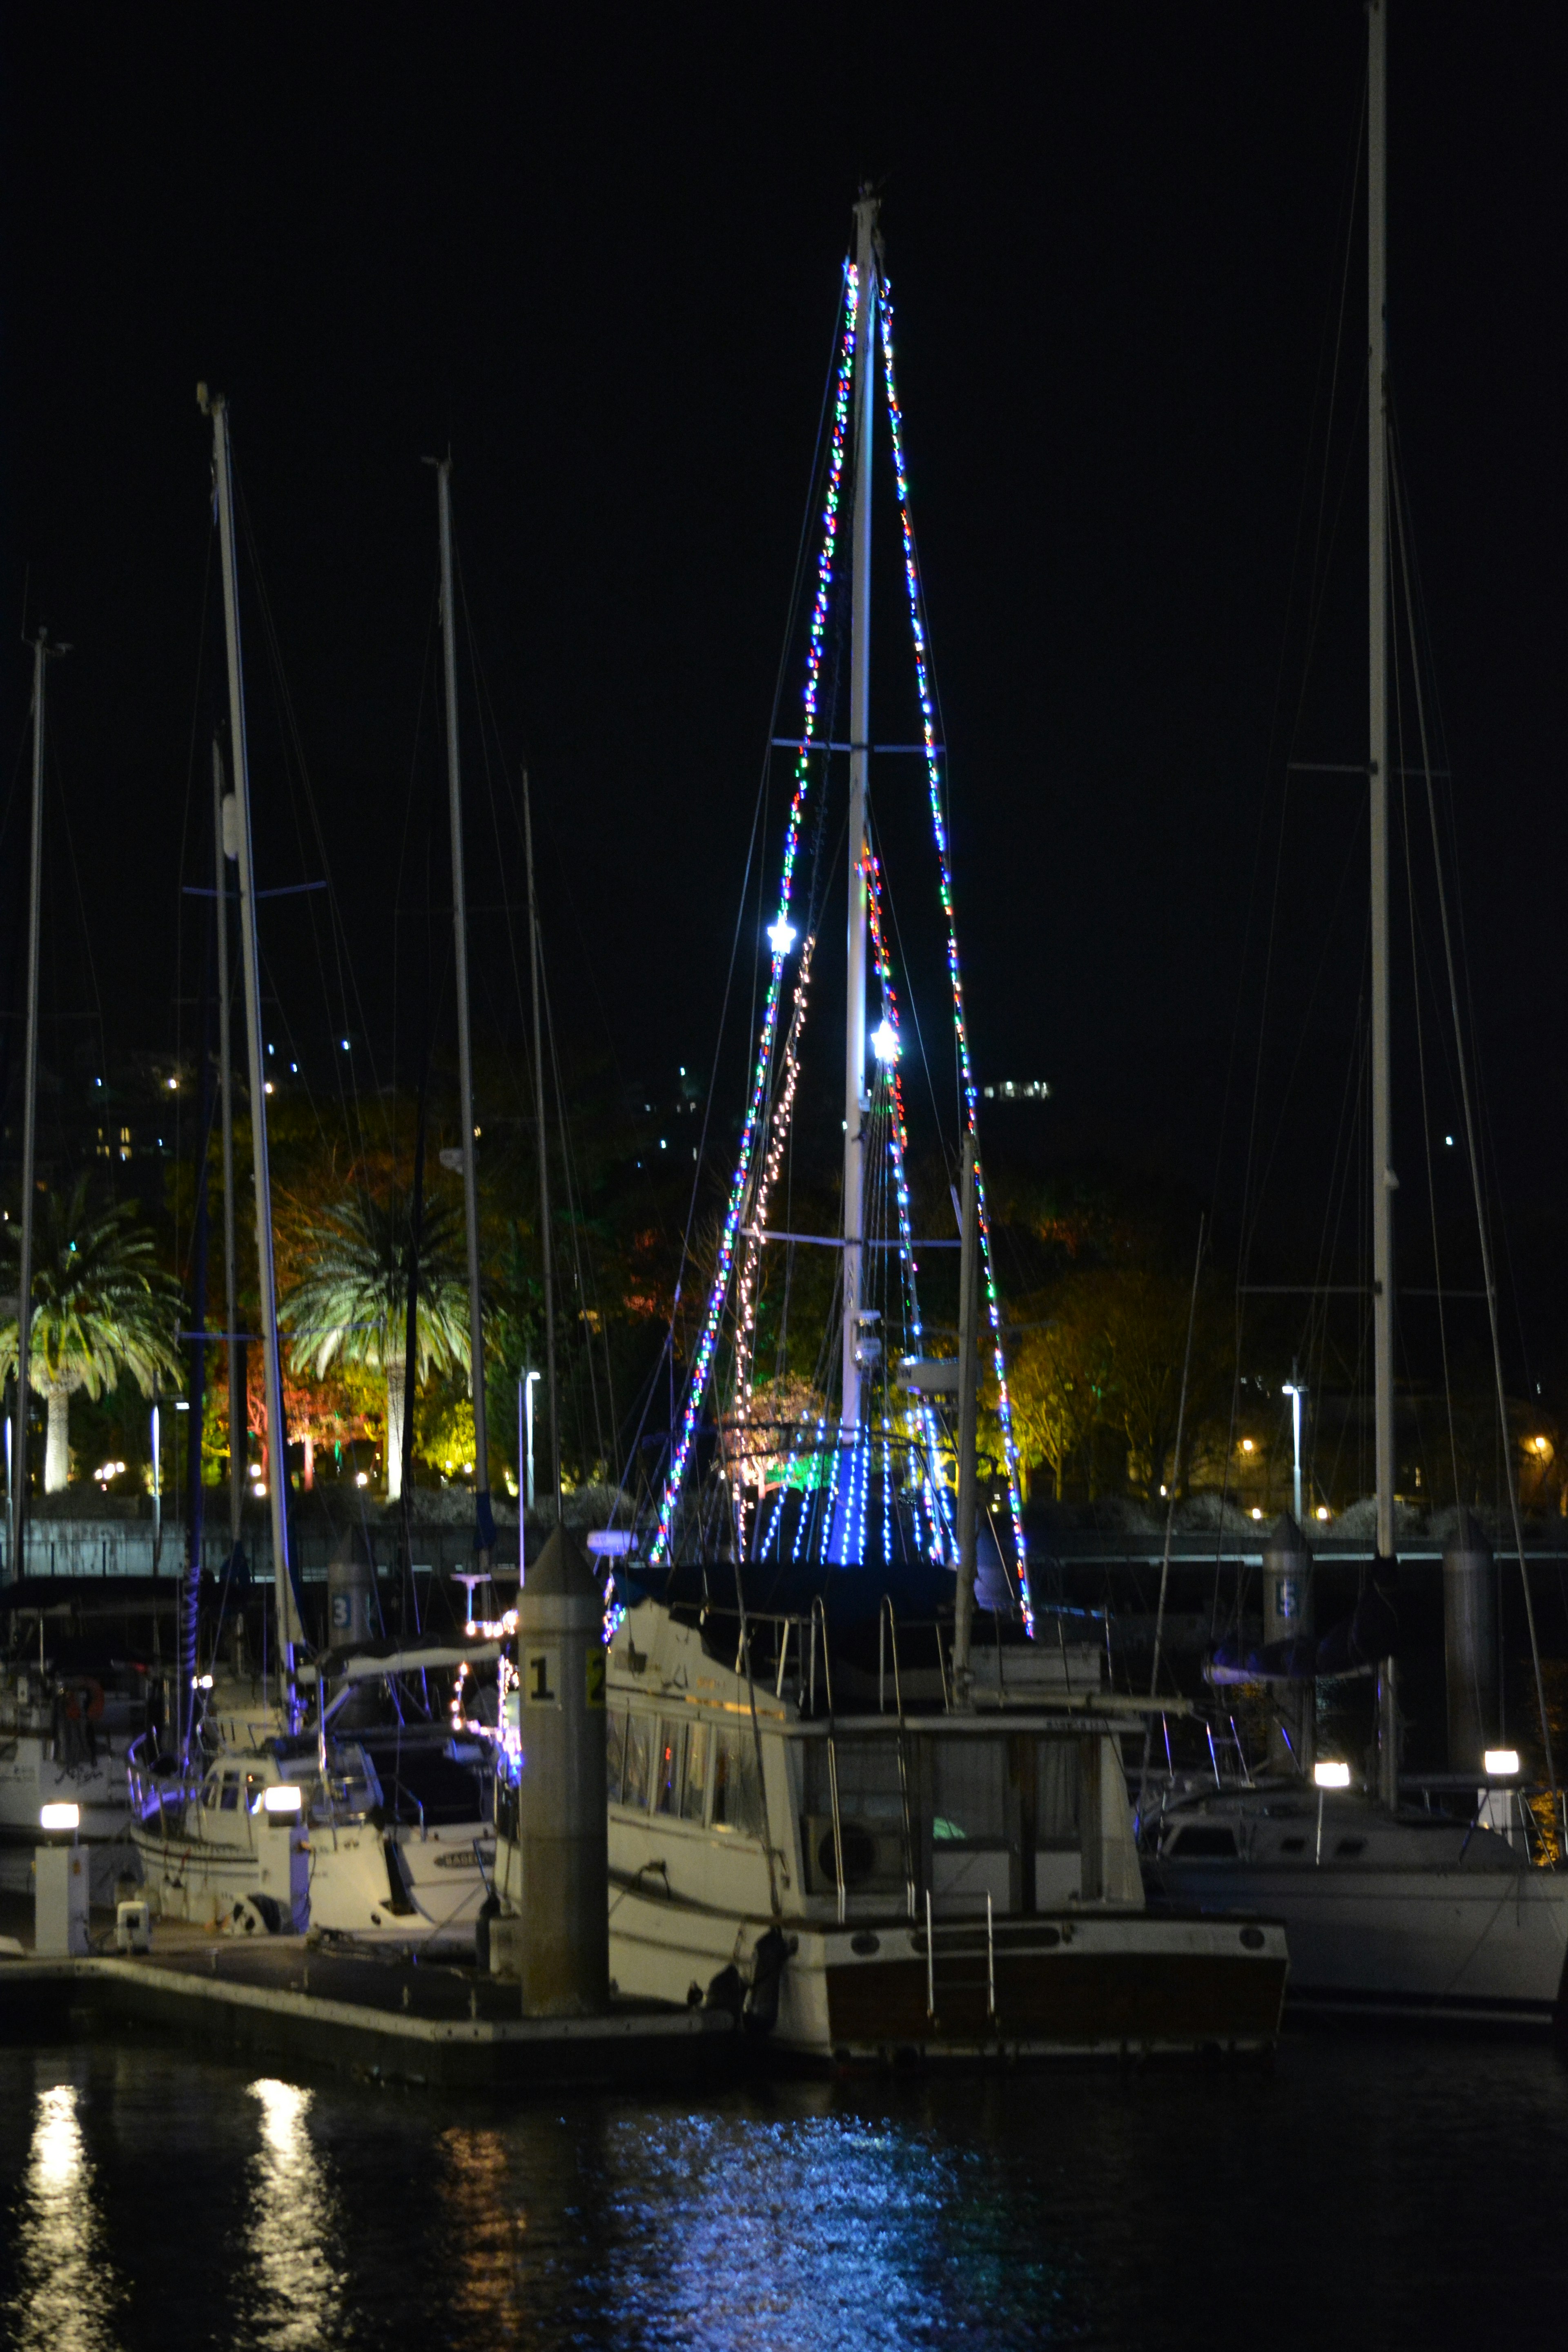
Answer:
0 1907 738 2093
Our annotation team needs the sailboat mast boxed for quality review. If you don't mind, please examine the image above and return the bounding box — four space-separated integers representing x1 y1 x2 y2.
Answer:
522 768 561 1521
436 459 493 1564
1367 2 1398 1802
212 739 245 1559
203 386 299 1721
9 631 49 1581
840 191 880 1436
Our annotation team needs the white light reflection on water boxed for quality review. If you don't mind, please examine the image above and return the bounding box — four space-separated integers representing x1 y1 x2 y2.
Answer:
3 2080 122 2352
244 2077 347 2349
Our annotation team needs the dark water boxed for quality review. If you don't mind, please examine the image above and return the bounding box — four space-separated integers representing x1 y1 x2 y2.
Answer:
1 2035 1564 2350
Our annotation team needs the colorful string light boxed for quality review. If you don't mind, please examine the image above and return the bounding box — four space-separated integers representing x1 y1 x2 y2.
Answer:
865 847 952 1561
650 269 860 1565
878 281 1033 1630
730 928 819 1546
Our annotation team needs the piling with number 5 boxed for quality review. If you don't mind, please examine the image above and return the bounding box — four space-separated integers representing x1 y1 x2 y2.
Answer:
509 1521 609 2015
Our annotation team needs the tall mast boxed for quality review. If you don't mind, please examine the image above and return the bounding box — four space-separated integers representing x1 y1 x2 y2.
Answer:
840 190 880 1436
201 385 301 1719
522 768 561 1521
436 459 493 1564
9 629 51 1581
213 738 245 1563
1367 2 1398 1804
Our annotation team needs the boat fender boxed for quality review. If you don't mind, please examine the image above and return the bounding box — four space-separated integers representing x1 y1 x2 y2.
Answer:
742 1927 788 2037
474 1890 501 1976
61 1678 105 1722
224 1893 282 1936
704 1962 744 2021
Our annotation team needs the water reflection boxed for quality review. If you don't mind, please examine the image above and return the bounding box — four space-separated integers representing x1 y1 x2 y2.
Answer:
4 2079 122 2352
244 2077 345 2349
438 2125 523 2333
595 2101 1060 2351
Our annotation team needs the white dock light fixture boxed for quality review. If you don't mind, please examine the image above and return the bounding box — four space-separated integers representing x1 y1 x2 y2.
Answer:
262 1784 303 1816
39 1802 80 1835
1484 1749 1521 1779
1313 1760 1352 1790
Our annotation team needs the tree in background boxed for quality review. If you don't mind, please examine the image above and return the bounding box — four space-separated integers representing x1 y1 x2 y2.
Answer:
279 1189 470 1500
0 1180 182 1491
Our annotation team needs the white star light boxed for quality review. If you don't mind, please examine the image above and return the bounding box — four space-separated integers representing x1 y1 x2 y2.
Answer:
871 1018 900 1064
767 917 797 957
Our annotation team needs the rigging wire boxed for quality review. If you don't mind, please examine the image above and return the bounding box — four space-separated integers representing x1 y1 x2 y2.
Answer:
1389 427 1559 1809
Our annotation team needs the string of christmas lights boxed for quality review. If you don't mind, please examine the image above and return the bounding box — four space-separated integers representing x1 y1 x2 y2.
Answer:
878 281 1033 1630
650 268 860 1566
866 847 952 1560
729 929 819 1549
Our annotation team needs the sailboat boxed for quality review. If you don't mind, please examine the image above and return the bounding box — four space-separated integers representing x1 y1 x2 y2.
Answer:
603 196 1287 2059
0 629 150 1898
302 454 499 1948
130 387 321 1929
1142 2 1568 2028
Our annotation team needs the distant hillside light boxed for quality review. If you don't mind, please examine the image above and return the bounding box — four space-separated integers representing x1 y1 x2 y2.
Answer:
341 1038 350 1052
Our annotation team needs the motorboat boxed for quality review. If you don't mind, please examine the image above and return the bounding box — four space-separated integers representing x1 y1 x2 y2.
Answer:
605 1597 1287 2060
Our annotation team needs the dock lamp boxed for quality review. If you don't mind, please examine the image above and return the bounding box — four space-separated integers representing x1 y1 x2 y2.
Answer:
36 1803 87 1957
261 1784 303 1817
1484 1750 1521 1779
1312 1759 1350 1867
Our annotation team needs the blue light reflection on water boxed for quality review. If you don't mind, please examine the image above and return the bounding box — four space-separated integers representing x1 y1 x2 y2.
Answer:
0 2041 1566 2348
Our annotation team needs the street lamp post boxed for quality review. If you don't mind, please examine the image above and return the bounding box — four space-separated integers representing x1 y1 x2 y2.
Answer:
523 1368 541 1528
1282 1373 1306 1526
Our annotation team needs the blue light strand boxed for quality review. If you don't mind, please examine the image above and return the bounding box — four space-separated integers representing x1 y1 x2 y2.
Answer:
817 1435 844 1565
651 270 860 1565
878 280 1032 1631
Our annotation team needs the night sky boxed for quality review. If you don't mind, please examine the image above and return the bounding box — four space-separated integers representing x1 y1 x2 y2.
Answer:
3 7 1565 1343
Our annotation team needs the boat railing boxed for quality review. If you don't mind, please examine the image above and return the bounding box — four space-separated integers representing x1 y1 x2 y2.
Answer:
810 1597 846 1926
879 1596 918 1921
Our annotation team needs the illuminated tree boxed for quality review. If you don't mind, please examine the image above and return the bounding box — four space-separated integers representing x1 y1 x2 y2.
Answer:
0 1180 182 1492
278 1190 469 1500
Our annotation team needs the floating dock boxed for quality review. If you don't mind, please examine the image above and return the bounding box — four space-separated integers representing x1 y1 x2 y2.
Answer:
0 1910 737 2093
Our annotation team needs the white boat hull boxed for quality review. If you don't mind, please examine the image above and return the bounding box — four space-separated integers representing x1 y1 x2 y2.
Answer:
1149 1858 1568 2026
609 1871 1287 2057
307 1821 492 1947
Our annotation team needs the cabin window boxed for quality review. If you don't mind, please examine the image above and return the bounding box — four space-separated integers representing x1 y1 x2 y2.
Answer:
202 1779 219 1810
1168 1824 1239 1859
802 1737 907 1893
219 1777 240 1813
606 1710 628 1805
711 1726 765 1838
929 1738 1007 1844
682 1722 712 1823
1037 1741 1081 1846
655 1721 685 1816
1334 1837 1367 1859
622 1714 653 1812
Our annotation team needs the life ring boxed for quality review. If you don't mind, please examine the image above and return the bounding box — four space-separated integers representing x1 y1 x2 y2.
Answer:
61 1677 105 1723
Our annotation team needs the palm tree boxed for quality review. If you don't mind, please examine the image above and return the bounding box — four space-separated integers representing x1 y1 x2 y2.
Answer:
1 1180 183 1492
279 1190 470 1499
